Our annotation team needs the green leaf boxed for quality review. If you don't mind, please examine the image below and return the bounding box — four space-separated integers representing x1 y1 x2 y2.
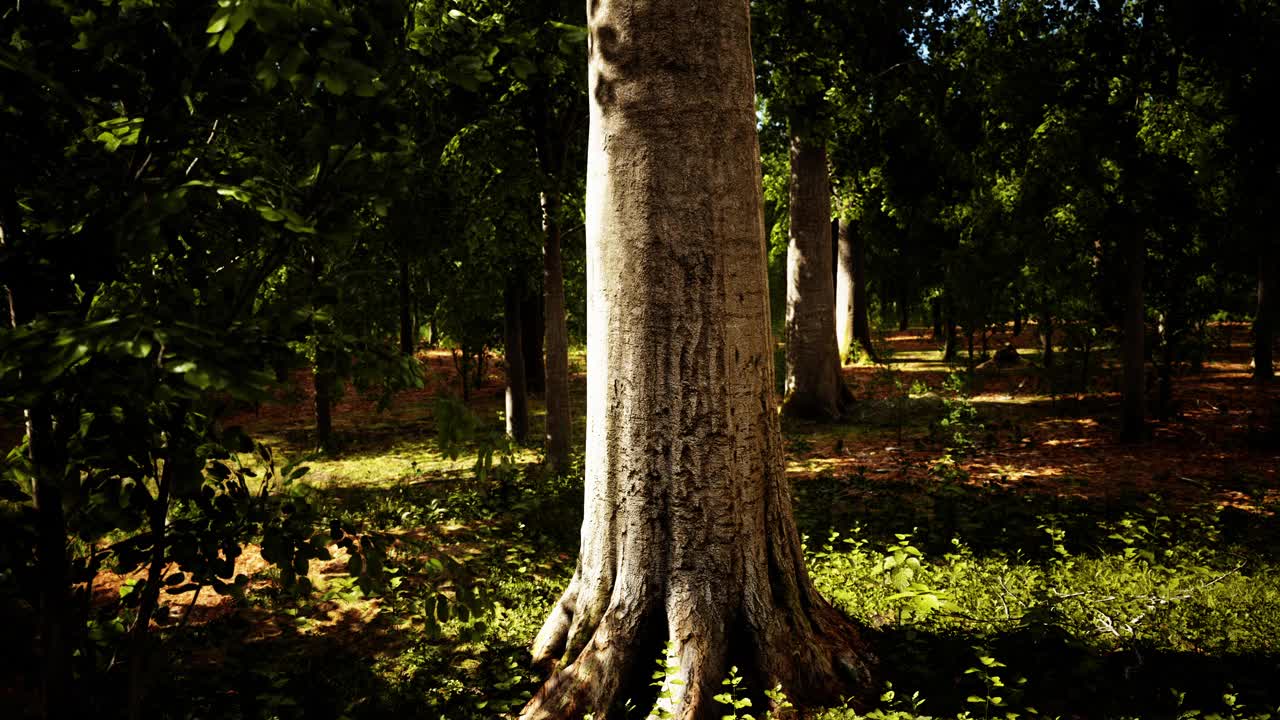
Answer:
207 10 231 34
510 56 537 80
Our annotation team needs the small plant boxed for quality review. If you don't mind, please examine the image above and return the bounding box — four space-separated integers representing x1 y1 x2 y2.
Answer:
651 641 685 719
963 648 1030 719
714 665 755 719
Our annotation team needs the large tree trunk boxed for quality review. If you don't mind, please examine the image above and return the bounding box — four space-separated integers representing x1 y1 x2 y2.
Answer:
1255 239 1274 383
782 135 850 420
521 4 874 717
504 278 529 443
1120 229 1146 442
542 191 572 472
523 284 546 394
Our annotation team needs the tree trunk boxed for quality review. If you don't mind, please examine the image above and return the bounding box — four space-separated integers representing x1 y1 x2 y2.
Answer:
1039 311 1055 368
523 284 547 394
542 191 572 472
1120 229 1146 442
504 280 530 443
943 299 958 362
851 222 875 362
4 204 71 720
782 135 850 420
399 246 414 356
897 293 910 332
931 297 942 340
1255 240 1274 383
314 365 334 452
1156 321 1173 420
835 217 854 363
521 4 874 717
31 402 70 720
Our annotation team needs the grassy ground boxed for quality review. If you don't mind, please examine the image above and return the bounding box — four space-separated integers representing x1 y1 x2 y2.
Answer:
86 327 1280 719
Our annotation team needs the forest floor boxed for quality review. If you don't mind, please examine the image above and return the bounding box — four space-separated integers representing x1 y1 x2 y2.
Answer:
76 325 1280 719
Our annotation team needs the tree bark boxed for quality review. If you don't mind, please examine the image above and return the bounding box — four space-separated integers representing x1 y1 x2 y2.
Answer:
504 278 529 443
1039 311 1055 368
399 245 414 356
836 217 875 364
1120 229 1146 442
521 4 874 717
1255 239 1274 383
851 222 875 362
314 364 334 452
3 201 71 720
542 191 572 472
782 135 850 420
836 217 854 363
931 297 942 340
523 284 547 394
942 298 958 362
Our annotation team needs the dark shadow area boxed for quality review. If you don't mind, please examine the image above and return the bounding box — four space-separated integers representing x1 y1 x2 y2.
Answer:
791 471 1280 563
864 623 1280 719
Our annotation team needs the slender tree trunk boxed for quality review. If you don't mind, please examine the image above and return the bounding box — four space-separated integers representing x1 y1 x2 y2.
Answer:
835 217 855 364
782 135 850 420
521 5 873 717
943 299 958 362
4 202 71 720
542 191 572 472
504 281 530 442
1012 310 1023 337
523 284 547 394
1255 240 1274 383
897 291 910 332
1039 311 1055 368
1120 229 1146 442
931 297 942 340
314 365 334 452
127 435 178 720
399 246 414 356
30 402 70 720
851 220 875 361
1157 321 1174 420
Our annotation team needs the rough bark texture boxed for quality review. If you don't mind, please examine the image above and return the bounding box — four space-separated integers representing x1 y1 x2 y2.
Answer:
1255 240 1274 383
504 279 530 443
542 191 572 472
520 2 874 717
782 136 850 420
1120 229 1146 442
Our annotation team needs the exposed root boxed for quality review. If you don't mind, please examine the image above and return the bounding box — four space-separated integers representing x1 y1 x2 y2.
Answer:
520 613 641 720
